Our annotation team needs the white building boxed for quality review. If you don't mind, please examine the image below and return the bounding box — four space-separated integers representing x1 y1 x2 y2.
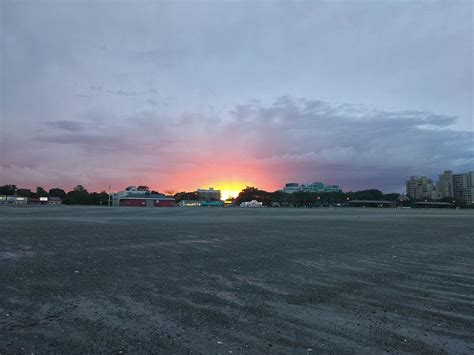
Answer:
240 200 263 208
437 170 474 204
406 176 439 200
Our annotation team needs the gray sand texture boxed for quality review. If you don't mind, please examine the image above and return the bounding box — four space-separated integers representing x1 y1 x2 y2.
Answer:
1 206 473 353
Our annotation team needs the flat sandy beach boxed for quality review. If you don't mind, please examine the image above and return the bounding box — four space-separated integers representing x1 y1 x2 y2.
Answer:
1 206 473 353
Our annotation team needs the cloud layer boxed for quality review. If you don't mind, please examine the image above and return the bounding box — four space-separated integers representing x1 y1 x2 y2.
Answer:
1 96 472 192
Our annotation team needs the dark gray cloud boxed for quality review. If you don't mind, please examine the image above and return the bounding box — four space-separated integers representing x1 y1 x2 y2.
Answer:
43 120 87 131
224 97 473 178
87 85 159 97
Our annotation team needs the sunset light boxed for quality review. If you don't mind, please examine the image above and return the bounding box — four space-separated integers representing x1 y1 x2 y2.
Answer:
211 181 250 200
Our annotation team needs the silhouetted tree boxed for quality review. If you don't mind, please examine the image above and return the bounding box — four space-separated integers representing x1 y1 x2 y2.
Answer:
63 185 90 204
36 186 48 197
74 185 87 192
0 185 17 195
48 188 66 199
347 189 384 201
382 193 400 201
163 189 176 196
235 186 272 206
89 191 109 205
16 188 32 197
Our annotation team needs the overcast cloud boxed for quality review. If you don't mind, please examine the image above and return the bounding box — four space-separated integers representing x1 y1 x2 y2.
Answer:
1 0 472 192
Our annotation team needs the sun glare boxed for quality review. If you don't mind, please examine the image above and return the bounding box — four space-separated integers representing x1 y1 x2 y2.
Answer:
211 181 249 200
220 189 241 200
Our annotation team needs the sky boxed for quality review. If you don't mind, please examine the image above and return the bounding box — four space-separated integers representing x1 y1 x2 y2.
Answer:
1 0 473 196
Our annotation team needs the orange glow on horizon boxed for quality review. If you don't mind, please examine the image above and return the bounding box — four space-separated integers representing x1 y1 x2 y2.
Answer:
149 162 281 198
207 180 252 200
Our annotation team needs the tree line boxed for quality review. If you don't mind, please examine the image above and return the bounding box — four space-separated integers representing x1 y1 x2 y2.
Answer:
1 184 469 208
0 184 109 205
230 187 470 208
231 187 401 207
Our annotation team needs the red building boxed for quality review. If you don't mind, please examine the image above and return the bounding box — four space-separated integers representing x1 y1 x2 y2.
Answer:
118 197 176 207
112 186 176 207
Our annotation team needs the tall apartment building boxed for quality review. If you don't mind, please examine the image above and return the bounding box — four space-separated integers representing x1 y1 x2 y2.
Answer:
407 171 474 204
435 170 474 204
469 172 474 204
406 176 439 200
438 170 454 198
453 172 474 204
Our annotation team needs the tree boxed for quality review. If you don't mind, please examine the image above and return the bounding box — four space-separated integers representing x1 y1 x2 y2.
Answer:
137 185 149 191
439 197 466 208
235 186 272 206
16 188 32 197
63 185 90 205
48 188 66 199
347 189 384 201
0 185 17 195
382 193 400 202
36 186 48 197
89 191 109 205
74 185 87 192
163 189 176 196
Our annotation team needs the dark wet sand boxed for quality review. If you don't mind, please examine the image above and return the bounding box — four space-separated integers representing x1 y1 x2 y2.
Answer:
1 206 473 353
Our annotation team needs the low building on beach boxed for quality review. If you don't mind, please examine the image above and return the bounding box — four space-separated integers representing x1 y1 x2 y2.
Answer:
412 201 454 209
347 200 396 208
111 186 176 207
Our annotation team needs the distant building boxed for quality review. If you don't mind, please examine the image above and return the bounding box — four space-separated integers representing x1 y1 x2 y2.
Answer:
28 198 40 204
5 196 28 205
48 196 62 205
240 200 263 208
197 187 221 201
111 186 176 207
200 200 224 207
406 176 438 200
413 201 453 209
436 170 473 204
178 200 201 207
406 170 473 204
453 172 474 204
438 170 454 198
347 200 396 208
281 181 340 194
282 183 300 193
